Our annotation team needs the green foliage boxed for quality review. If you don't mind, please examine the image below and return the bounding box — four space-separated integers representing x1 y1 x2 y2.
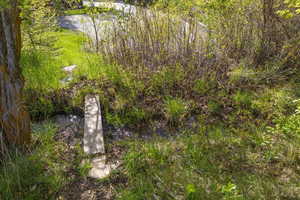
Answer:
105 107 147 127
164 97 188 124
26 96 55 119
64 5 120 15
118 113 300 199
193 77 217 95
124 0 155 6
251 86 297 119
207 100 221 114
193 79 210 95
232 90 253 107
106 112 125 127
221 182 243 200
64 8 88 15
150 65 185 93
228 64 257 84
77 160 92 177
0 123 67 200
277 0 300 18
22 49 64 91
0 0 9 9
268 99 300 138
21 0 57 50
126 107 147 124
153 0 200 15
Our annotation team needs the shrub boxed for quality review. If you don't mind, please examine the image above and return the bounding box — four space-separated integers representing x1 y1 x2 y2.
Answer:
99 8 212 71
21 0 57 51
150 64 185 93
251 86 297 119
268 99 300 138
164 97 188 124
232 90 253 107
207 100 221 114
193 77 217 96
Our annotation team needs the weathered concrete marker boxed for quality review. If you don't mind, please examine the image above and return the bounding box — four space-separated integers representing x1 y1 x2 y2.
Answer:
84 95 105 154
83 95 116 179
88 155 111 179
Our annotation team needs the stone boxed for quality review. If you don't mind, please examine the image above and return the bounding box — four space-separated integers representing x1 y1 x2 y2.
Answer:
53 114 84 146
87 156 120 179
53 114 83 130
62 65 77 73
108 126 134 140
88 155 111 179
60 76 73 83
82 1 137 14
84 95 105 154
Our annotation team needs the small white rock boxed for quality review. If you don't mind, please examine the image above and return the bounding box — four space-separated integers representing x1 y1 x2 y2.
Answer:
63 65 77 73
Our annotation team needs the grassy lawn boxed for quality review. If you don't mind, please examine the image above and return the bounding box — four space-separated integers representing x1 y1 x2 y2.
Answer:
118 116 300 199
22 29 105 92
64 8 88 15
64 7 122 16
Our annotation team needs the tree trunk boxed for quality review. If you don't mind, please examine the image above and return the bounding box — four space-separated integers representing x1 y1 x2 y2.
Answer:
255 0 276 65
0 0 31 147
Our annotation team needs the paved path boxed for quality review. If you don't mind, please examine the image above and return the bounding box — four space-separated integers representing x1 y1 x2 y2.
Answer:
59 14 116 41
83 1 137 14
59 1 208 42
59 1 136 40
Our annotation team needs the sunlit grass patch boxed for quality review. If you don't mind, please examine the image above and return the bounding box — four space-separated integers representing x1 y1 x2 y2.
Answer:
63 7 121 16
22 49 64 91
251 84 298 118
22 29 107 92
51 30 105 80
22 30 87 91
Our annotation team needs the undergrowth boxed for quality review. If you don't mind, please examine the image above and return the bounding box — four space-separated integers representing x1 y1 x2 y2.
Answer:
0 123 68 200
118 102 300 199
12 0 300 199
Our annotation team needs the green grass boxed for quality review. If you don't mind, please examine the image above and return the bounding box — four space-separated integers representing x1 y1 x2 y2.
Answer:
22 29 110 118
64 7 122 16
21 48 64 91
64 8 88 15
51 30 109 81
0 123 68 200
164 97 189 124
22 29 107 92
118 109 300 199
52 30 104 80
17 2 300 199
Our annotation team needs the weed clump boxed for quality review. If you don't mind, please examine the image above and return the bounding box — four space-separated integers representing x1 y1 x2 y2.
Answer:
164 97 189 125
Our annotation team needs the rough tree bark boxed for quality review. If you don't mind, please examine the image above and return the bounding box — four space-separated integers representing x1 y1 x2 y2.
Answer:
254 0 277 65
0 0 31 147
